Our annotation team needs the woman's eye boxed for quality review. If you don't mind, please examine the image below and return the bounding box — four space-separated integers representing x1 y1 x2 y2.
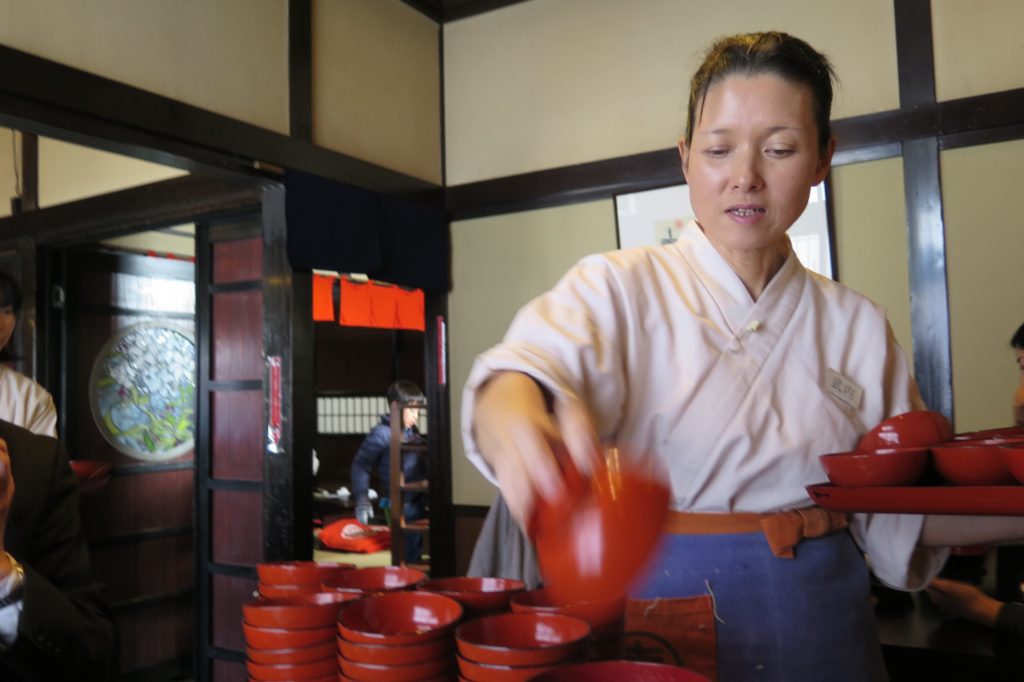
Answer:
703 148 729 158
766 148 794 157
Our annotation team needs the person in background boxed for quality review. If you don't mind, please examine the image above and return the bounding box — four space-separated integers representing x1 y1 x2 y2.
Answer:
463 31 1024 681
1012 322 1024 426
0 272 56 437
350 380 427 564
926 577 1023 681
0 420 117 680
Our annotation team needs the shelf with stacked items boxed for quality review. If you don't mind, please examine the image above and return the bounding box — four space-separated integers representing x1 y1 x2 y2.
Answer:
388 397 430 570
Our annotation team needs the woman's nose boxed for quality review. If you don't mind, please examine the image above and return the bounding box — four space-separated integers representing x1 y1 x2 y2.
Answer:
730 151 763 191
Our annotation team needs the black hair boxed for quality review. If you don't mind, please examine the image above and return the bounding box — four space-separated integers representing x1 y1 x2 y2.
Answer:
0 271 21 362
0 271 22 315
685 31 837 155
387 380 425 406
1012 322 1024 350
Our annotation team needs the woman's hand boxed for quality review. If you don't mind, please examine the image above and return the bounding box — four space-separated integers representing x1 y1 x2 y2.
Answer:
472 372 600 529
926 577 1002 628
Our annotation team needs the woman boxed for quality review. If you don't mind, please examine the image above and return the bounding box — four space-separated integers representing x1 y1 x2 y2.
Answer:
0 272 56 437
462 32 1024 681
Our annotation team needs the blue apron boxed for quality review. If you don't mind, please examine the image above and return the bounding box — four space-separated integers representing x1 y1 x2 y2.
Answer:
628 530 887 682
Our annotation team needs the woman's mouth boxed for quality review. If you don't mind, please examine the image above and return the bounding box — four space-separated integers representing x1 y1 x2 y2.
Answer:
727 207 765 217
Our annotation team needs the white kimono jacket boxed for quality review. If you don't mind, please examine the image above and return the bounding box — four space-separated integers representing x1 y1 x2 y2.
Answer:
462 221 947 590
0 363 57 437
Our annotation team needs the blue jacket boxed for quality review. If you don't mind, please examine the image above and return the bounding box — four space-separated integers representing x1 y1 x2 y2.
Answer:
350 415 427 507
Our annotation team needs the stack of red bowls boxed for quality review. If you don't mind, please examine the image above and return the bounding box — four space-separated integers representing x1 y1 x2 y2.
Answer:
419 576 526 618
321 565 428 596
256 560 356 598
336 590 464 681
509 589 626 661
242 592 355 681
455 612 591 681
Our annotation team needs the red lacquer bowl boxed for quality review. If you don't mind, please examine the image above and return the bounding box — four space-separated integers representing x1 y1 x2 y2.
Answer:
337 634 454 665
337 591 464 645
954 426 1024 441
257 583 321 599
932 440 1018 486
70 460 112 495
419 576 526 613
241 592 357 630
1001 444 1024 484
244 656 336 681
530 660 712 681
338 652 455 682
455 612 590 666
530 446 670 604
818 448 929 487
256 560 356 586
322 566 428 595
242 622 335 650
456 654 564 681
245 640 335 664
857 410 953 450
509 589 627 630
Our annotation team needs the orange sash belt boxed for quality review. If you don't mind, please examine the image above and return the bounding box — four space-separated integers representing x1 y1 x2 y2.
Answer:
664 507 849 559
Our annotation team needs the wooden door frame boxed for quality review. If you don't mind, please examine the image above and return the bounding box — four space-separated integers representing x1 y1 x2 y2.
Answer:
0 175 320 681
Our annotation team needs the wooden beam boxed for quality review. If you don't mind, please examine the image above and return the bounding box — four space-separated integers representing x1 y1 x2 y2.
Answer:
288 0 313 141
0 44 441 204
895 0 953 420
0 175 261 246
19 132 37 212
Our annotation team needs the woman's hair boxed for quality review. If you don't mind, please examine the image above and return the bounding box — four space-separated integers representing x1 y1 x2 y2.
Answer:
0 271 21 361
1012 322 1024 349
387 380 425 406
685 31 837 154
0 270 22 315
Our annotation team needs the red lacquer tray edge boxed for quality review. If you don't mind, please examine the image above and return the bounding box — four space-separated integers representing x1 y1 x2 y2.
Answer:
806 483 1024 515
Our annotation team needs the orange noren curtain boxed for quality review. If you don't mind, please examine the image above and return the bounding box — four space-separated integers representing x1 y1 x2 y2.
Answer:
338 278 425 331
312 274 336 321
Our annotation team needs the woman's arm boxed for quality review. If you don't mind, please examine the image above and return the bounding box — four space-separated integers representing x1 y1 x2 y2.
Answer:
473 371 600 529
920 515 1024 547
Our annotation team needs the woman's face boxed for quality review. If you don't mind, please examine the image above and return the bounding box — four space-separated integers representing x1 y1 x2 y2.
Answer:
1015 348 1024 381
680 73 834 256
0 305 15 351
402 406 420 429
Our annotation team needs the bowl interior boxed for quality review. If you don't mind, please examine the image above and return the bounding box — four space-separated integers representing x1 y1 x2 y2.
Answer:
456 612 591 651
257 560 356 586
509 589 627 628
323 566 428 592
241 592 355 629
338 591 464 642
419 576 526 612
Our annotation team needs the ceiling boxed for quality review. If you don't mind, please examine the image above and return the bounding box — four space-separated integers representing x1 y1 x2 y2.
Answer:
400 0 533 23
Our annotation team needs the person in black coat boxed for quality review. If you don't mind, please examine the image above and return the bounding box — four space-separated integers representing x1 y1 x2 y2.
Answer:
927 577 1023 681
0 419 117 680
350 380 427 564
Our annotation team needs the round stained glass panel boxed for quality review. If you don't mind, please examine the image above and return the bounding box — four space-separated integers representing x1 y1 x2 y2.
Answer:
89 323 196 461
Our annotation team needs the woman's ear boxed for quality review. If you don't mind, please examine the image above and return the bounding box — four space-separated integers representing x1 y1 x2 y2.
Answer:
813 135 837 184
677 139 690 183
